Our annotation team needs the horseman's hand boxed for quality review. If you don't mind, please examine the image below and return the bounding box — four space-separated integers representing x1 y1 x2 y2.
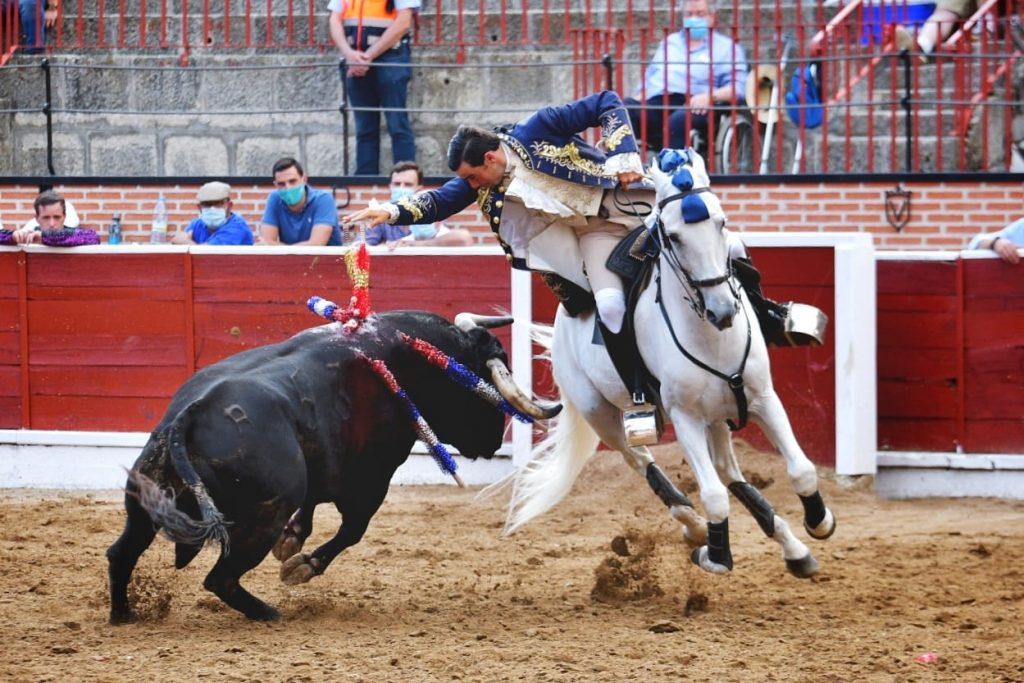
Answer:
688 92 712 115
342 206 391 228
617 170 644 189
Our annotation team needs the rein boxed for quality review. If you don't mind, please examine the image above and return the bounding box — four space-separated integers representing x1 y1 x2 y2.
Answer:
654 184 753 431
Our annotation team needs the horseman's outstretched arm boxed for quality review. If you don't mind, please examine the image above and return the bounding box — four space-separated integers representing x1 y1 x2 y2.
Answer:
388 177 478 226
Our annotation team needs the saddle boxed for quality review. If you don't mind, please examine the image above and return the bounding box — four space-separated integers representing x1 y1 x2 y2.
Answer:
538 224 663 408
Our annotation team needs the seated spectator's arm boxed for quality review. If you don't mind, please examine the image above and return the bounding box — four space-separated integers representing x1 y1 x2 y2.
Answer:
12 225 39 245
978 234 1021 264
290 224 334 247
171 228 195 245
258 223 282 245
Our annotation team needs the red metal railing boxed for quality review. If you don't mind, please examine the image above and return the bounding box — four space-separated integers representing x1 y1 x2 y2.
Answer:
808 0 1024 172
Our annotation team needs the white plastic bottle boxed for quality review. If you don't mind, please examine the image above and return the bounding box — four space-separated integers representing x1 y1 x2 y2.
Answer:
150 194 168 243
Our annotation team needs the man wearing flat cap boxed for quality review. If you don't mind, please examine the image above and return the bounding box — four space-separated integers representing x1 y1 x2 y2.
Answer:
172 181 255 246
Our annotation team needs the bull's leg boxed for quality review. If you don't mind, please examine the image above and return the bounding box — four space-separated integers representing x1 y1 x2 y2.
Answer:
106 486 157 624
561 376 708 546
203 517 290 621
280 470 391 586
707 421 818 578
669 409 732 574
750 392 837 541
271 504 314 562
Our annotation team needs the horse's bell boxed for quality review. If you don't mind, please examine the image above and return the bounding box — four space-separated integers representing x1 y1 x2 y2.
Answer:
623 405 661 447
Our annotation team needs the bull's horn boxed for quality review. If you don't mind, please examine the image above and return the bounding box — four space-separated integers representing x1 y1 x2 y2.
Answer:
455 312 515 331
486 359 563 420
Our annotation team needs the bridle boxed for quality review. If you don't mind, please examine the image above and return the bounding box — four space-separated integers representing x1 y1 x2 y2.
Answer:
652 181 753 431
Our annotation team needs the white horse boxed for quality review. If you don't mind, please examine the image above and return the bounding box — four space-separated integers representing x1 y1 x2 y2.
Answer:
504 148 836 577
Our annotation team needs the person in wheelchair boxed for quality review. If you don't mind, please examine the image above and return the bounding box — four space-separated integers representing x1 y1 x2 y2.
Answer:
624 0 748 157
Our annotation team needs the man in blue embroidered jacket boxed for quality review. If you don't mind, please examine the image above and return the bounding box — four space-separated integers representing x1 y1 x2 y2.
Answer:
343 90 650 338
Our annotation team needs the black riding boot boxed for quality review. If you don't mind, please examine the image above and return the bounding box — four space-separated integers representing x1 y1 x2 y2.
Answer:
731 256 795 347
596 319 663 446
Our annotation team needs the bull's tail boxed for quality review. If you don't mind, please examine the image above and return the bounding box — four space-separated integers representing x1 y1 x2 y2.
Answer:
501 323 601 534
128 412 230 553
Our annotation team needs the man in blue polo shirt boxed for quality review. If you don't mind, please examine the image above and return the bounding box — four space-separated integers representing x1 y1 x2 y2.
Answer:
259 157 342 246
172 181 254 246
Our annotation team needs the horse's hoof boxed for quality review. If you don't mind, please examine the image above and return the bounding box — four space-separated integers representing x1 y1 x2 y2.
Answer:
681 524 707 548
272 534 303 562
279 553 320 586
690 547 732 575
805 508 836 540
785 553 819 579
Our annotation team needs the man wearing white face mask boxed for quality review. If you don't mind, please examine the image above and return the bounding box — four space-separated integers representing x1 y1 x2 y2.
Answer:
172 182 254 246
360 161 473 248
624 0 747 152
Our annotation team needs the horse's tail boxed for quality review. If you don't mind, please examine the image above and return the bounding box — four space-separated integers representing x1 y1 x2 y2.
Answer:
501 322 601 534
127 404 230 553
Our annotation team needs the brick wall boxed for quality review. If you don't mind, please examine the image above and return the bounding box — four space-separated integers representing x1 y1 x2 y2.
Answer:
3 178 1023 247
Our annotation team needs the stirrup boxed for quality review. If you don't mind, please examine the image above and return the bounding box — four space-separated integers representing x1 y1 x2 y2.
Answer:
773 302 829 347
623 394 661 447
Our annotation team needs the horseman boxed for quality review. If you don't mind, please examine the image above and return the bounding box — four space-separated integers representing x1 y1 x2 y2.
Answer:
343 91 813 421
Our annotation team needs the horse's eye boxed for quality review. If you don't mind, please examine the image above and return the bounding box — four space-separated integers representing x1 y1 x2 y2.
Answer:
668 233 682 245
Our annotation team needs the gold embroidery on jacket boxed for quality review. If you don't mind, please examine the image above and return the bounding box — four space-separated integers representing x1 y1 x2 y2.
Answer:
603 123 631 151
397 195 429 222
496 134 533 170
530 140 608 177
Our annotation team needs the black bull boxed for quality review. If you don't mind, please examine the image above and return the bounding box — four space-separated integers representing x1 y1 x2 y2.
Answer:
107 310 540 623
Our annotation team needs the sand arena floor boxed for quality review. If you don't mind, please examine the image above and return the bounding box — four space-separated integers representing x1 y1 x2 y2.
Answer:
1 441 1022 682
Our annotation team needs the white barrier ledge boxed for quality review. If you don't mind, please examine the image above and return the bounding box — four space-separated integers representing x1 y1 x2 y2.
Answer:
0 430 512 490
875 451 1024 500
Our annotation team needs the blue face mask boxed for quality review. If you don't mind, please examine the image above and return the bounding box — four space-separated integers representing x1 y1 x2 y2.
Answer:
683 16 709 40
390 186 416 203
278 185 305 207
200 207 227 229
410 224 438 240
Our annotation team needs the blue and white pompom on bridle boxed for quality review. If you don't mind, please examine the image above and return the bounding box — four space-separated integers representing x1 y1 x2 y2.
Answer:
655 148 712 224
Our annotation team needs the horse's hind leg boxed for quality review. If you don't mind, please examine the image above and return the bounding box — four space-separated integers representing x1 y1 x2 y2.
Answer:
750 393 837 540
106 485 158 624
707 421 818 578
581 399 707 547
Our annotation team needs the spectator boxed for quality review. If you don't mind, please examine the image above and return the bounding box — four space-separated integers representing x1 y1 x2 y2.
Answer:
172 182 254 246
328 0 419 176
259 157 342 246
22 183 80 230
1 0 57 53
895 0 977 61
624 0 747 151
360 161 474 248
12 190 67 244
968 218 1024 264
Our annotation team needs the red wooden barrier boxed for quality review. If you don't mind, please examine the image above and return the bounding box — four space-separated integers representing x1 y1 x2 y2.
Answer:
531 246 839 467
5 248 511 433
877 254 1024 454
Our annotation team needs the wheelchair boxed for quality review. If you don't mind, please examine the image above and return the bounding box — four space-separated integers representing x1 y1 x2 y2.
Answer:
689 102 759 175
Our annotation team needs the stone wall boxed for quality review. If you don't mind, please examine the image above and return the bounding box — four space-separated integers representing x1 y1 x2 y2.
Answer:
0 47 584 178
